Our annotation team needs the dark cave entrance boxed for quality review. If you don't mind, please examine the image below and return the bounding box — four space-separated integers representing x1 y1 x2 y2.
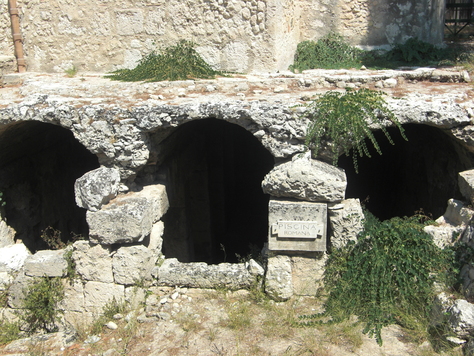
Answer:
338 124 474 221
0 121 100 252
155 118 274 264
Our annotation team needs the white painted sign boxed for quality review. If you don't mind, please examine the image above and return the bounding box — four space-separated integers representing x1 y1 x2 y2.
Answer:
272 221 323 239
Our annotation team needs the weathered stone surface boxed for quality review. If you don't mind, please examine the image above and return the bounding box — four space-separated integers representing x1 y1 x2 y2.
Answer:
328 199 364 249
153 258 254 289
7 273 34 309
291 253 327 296
268 199 327 252
440 199 474 226
112 245 155 285
60 279 85 313
459 170 474 205
246 259 264 277
262 152 346 202
148 221 164 253
424 224 464 249
24 249 68 277
0 220 15 248
74 167 121 212
83 281 125 314
125 286 147 310
265 255 293 301
72 241 114 283
0 243 31 273
87 184 169 245
431 292 455 327
449 299 474 338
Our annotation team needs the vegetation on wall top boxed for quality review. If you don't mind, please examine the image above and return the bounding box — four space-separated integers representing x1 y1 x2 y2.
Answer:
290 34 462 71
301 88 406 173
106 40 226 82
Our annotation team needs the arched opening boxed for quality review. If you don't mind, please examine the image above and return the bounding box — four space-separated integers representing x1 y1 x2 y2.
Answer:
0 121 100 252
153 118 274 264
338 124 474 221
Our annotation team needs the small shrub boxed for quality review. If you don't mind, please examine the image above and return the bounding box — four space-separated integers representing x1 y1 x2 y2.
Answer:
289 33 363 71
40 227 65 250
106 40 226 82
385 38 449 64
301 88 406 172
64 65 78 78
21 277 64 333
299 212 452 346
63 249 77 282
0 319 21 345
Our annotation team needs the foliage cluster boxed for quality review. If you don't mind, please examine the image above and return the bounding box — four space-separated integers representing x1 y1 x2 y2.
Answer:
290 34 461 71
21 277 64 333
289 33 363 71
106 40 226 82
301 88 406 173
300 212 453 346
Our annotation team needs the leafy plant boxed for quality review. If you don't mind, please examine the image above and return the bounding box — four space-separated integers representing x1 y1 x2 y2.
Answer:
385 38 449 64
0 319 20 345
64 65 78 78
299 212 452 346
63 249 77 283
301 88 406 172
21 277 64 333
290 33 363 71
106 40 226 82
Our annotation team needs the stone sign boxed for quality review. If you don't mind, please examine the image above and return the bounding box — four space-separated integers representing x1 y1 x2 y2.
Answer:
271 221 323 239
268 199 327 252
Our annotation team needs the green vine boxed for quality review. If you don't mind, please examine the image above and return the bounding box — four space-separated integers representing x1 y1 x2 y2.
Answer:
299 212 453 346
301 88 406 173
106 40 226 82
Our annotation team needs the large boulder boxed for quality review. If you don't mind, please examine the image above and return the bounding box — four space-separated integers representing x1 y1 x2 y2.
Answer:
328 199 364 249
262 152 346 202
87 184 169 245
75 167 121 212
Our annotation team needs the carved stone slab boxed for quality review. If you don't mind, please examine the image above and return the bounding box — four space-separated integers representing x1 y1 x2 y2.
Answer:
268 199 327 252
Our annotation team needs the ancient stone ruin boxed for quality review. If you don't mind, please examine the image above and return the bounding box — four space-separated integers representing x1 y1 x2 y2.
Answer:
1 67 474 341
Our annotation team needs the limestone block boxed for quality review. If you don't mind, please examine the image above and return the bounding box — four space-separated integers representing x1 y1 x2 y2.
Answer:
438 199 474 226
87 184 169 245
264 255 293 301
0 243 30 273
112 245 155 285
431 292 454 327
0 272 12 290
74 167 121 212
460 170 474 205
328 199 364 249
83 281 125 314
291 253 327 296
246 259 264 276
7 273 34 309
153 258 254 289
60 279 85 313
24 250 68 278
0 220 15 248
448 299 474 338
64 311 95 330
424 224 464 249
72 241 114 283
262 152 346 203
268 199 327 252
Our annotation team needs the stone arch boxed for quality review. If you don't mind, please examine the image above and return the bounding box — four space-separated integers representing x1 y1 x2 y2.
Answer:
338 124 474 221
0 121 100 252
141 118 275 264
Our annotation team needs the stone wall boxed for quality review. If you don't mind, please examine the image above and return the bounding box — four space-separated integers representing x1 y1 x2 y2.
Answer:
0 0 446 73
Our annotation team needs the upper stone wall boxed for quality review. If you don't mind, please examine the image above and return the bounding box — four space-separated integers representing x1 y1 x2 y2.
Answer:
0 0 445 73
